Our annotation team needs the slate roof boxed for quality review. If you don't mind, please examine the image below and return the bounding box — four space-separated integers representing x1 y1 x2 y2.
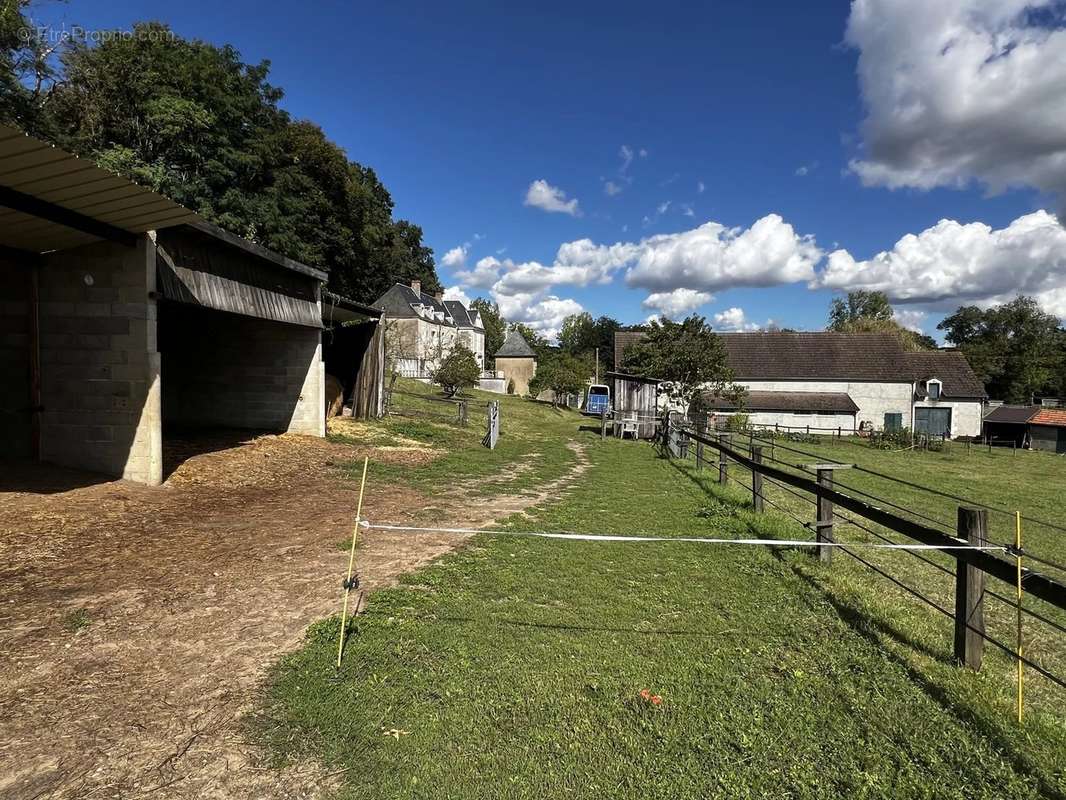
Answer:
443 300 483 329
1031 409 1066 428
495 329 536 358
705 390 859 414
373 283 456 326
984 405 1039 425
614 331 986 399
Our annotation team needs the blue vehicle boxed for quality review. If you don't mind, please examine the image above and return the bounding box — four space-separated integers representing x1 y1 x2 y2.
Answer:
583 384 611 417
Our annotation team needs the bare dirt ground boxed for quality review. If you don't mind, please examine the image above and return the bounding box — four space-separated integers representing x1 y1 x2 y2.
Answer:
0 430 588 800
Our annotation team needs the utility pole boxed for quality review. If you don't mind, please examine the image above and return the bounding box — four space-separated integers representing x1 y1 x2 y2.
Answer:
595 347 599 383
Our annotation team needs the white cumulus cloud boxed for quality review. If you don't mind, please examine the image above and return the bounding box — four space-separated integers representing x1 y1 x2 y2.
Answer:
641 289 714 318
496 293 584 341
442 286 472 306
846 0 1066 206
816 210 1066 319
524 179 581 216
623 214 822 293
713 307 763 331
441 245 467 269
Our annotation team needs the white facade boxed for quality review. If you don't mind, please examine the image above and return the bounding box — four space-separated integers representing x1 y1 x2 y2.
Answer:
737 379 982 437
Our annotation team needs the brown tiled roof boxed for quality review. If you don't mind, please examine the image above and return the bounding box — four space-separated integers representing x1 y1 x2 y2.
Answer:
902 351 986 399
614 330 986 398
984 405 1039 424
1031 409 1066 428
717 332 907 381
614 331 646 371
704 390 859 413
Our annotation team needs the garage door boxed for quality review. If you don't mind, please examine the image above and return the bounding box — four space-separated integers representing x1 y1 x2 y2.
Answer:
915 407 951 437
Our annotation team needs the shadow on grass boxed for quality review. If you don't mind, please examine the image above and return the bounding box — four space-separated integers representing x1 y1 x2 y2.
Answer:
783 558 1066 799
351 609 734 640
663 452 1065 797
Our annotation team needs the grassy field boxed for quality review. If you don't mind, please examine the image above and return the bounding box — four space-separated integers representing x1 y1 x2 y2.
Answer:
700 430 1066 720
255 389 1066 798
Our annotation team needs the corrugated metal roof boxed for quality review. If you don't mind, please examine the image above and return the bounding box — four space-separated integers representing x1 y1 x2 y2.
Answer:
0 123 201 253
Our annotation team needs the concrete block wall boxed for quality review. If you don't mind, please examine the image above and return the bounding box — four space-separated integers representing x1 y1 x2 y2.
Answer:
0 264 31 458
36 236 162 484
160 305 324 436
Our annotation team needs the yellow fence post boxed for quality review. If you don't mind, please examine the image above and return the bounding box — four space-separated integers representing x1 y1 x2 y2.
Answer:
336 457 370 669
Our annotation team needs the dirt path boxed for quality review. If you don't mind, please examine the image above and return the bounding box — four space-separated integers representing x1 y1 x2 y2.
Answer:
0 433 589 800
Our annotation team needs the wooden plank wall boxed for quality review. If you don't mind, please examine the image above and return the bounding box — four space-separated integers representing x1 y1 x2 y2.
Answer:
352 321 385 419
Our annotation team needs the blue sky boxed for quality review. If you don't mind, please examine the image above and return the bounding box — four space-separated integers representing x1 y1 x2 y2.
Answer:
31 0 1066 339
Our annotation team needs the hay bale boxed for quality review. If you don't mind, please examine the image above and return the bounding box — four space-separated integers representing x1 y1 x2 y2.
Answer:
325 374 344 417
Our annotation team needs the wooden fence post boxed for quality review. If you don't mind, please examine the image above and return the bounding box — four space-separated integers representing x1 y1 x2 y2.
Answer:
718 432 731 486
600 408 607 440
816 468 834 563
954 507 987 670
751 446 764 512
459 400 468 426
695 414 706 469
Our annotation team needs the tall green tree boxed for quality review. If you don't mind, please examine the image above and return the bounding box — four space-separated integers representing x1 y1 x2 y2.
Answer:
528 352 589 405
470 298 505 364
622 315 743 413
938 297 1065 403
827 290 935 351
0 17 440 304
558 312 621 375
828 290 893 329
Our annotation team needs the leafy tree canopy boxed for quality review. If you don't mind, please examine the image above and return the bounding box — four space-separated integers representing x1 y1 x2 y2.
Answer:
529 352 589 405
432 342 480 397
622 315 742 413
470 298 505 365
827 291 936 351
938 297 1065 403
0 13 440 304
558 312 622 372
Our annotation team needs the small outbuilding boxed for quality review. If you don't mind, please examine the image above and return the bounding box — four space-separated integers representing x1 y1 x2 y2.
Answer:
1 123 328 485
1029 409 1066 454
494 330 537 396
322 292 385 419
606 371 660 438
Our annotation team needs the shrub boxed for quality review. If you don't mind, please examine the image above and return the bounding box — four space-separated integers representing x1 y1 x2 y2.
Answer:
507 378 515 395
432 343 480 397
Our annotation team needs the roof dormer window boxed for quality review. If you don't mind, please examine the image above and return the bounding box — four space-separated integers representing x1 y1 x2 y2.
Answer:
927 379 941 401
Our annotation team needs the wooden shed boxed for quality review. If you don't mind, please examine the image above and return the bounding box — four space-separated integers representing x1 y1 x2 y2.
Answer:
322 292 385 419
607 370 660 439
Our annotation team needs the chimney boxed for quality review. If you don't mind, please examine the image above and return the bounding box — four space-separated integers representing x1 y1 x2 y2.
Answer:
435 290 444 302
410 279 421 296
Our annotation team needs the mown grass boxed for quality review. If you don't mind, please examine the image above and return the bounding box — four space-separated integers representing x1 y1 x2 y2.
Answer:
256 407 1066 798
704 432 1066 720
353 379 583 494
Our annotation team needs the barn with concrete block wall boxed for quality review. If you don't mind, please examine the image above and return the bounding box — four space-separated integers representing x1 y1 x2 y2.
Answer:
0 124 327 486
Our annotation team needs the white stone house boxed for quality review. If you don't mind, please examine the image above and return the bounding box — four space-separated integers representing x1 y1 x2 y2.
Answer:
373 280 484 378
614 331 986 438
443 299 486 369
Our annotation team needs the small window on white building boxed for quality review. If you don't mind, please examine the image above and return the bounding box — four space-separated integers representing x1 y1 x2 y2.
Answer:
927 379 941 401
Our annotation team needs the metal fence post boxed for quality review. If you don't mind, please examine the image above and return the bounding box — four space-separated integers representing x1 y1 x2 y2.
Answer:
718 432 730 486
955 507 987 670
751 446 764 512
816 468 834 563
